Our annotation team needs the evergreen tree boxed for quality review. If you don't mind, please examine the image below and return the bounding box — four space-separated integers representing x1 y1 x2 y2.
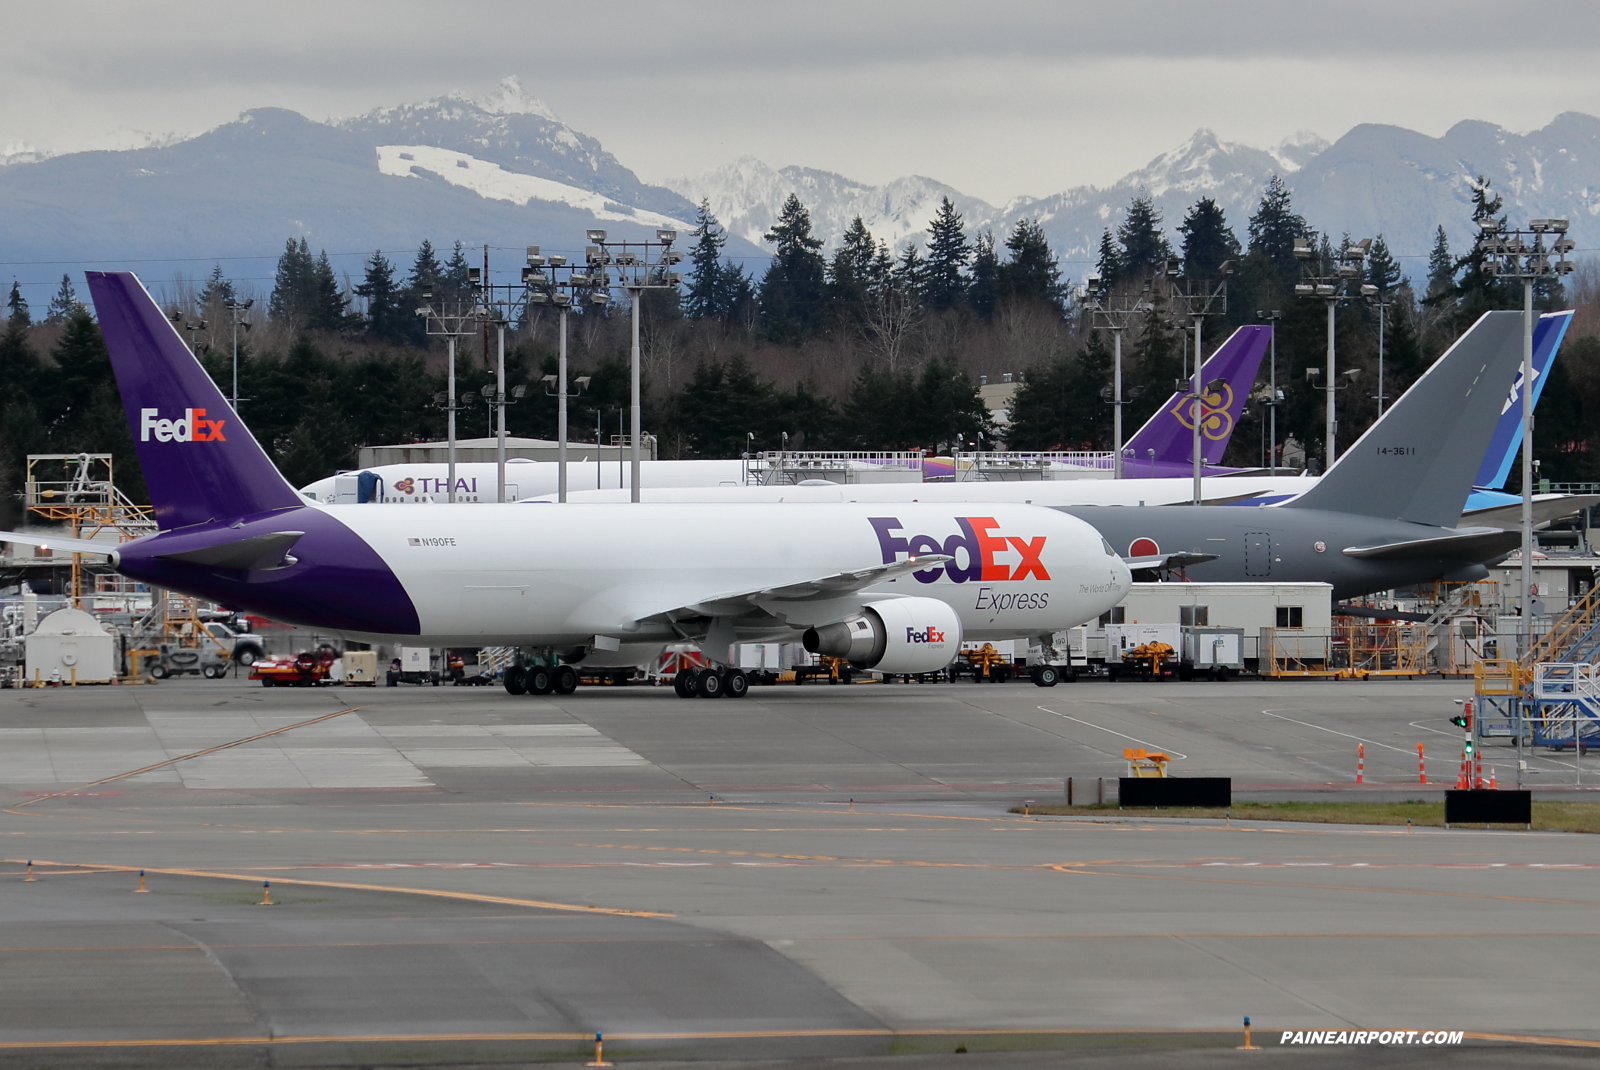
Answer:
921 197 970 310
5 281 27 328
674 355 780 456
1426 225 1455 297
758 194 827 342
44 274 80 324
1366 235 1401 296
1007 333 1113 451
1451 176 1510 316
1178 198 1239 279
968 231 999 319
1095 228 1124 287
356 251 403 341
996 219 1062 309
269 238 317 329
1247 175 1308 286
443 241 472 292
311 251 347 331
1117 195 1174 277
685 199 730 319
196 264 236 308
911 356 993 450
825 215 877 328
407 240 443 293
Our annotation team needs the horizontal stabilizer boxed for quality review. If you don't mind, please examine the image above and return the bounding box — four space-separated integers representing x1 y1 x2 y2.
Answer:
0 530 119 557
1460 494 1600 532
1341 528 1520 563
156 531 305 571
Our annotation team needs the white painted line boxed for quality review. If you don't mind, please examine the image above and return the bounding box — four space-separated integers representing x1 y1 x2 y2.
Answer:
1261 710 1414 754
1036 707 1187 760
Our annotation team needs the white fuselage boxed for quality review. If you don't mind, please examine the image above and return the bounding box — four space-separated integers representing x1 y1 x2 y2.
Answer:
301 459 753 504
524 475 1316 508
322 501 1130 650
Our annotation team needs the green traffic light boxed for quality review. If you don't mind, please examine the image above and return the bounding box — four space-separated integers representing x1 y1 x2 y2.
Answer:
1449 715 1469 729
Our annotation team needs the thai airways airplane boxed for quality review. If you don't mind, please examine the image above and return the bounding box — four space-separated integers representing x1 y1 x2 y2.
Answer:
0 272 1131 697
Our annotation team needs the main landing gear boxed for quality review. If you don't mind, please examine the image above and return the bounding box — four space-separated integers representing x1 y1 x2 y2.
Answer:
503 664 579 696
673 667 748 699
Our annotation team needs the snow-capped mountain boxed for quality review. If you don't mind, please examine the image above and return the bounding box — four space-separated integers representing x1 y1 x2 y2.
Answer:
0 78 730 307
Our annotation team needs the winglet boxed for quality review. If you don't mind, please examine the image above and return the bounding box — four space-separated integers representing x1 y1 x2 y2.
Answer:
84 272 304 531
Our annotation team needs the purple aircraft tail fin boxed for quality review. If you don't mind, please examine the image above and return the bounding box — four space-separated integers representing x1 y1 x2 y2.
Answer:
1122 324 1271 474
85 271 304 531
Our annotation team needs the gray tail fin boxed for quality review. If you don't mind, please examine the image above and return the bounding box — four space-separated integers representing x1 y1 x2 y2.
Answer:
1284 310 1524 527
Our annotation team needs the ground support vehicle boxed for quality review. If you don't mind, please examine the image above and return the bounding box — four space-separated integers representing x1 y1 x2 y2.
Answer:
150 641 232 680
250 647 341 687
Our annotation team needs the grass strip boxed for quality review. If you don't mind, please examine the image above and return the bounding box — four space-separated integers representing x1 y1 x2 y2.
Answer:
1011 799 1600 833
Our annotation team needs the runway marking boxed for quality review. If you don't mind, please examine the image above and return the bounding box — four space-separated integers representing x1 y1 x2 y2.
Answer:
0 1026 1589 1050
5 706 366 810
1048 864 1597 906
2 858 672 918
1036 707 1188 759
1260 710 1416 755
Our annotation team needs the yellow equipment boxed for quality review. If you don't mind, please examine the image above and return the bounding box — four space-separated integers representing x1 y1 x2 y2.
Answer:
1124 747 1171 778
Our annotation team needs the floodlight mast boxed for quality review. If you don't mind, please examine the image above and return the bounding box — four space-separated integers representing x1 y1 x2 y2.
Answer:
587 229 683 502
1476 216 1575 724
521 245 599 502
1167 262 1228 504
222 297 253 414
416 291 485 504
1293 236 1371 470
1082 277 1152 479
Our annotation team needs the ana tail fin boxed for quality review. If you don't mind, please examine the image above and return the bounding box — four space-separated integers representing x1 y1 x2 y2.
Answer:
1285 310 1524 527
1123 325 1270 467
1473 310 1573 490
85 271 304 530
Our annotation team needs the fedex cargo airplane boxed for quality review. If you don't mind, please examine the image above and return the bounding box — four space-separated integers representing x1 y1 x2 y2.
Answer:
1 272 1131 697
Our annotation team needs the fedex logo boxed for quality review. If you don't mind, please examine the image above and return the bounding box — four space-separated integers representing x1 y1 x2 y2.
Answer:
906 625 947 644
140 408 226 443
870 516 1049 585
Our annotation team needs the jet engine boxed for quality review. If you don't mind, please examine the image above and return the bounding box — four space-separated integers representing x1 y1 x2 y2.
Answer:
802 598 962 674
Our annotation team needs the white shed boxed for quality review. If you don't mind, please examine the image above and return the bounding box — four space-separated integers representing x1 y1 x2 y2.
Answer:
24 608 116 684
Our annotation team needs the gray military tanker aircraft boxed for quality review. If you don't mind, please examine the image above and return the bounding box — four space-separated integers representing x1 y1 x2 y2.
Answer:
1060 310 1527 600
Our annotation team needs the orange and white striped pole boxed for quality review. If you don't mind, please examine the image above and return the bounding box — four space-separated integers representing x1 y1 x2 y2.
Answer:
1417 742 1426 785
1357 743 1364 784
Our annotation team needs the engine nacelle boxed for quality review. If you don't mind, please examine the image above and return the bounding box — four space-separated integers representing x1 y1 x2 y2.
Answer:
802 598 963 674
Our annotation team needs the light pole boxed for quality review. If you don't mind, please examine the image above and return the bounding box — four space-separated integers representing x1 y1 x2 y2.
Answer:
523 246 609 502
1294 236 1374 469
221 298 253 412
416 292 485 503
1479 216 1575 676
1082 275 1152 478
1168 264 1229 504
1367 294 1392 417
1256 310 1281 472
585 229 683 502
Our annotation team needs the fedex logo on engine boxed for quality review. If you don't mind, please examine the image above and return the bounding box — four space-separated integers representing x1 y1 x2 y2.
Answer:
906 625 947 643
870 517 1049 585
140 408 227 443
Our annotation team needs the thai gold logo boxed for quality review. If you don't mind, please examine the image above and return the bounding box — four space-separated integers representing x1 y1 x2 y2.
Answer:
1169 383 1234 441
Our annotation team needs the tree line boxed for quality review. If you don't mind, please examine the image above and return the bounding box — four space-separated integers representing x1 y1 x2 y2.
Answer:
3 172 1598 522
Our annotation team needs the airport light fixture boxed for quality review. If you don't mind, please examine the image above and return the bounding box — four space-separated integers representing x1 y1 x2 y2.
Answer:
1256 310 1282 472
221 297 253 413
1478 216 1575 679
1166 261 1230 504
586 229 684 502
1081 275 1154 478
524 245 611 502
416 291 488 503
1293 236 1375 470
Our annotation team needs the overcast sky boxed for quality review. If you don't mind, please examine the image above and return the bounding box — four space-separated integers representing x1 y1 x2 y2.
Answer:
6 1 1600 203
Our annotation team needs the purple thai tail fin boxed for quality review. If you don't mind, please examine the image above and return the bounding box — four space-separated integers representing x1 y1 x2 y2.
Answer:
1121 324 1271 472
85 271 304 530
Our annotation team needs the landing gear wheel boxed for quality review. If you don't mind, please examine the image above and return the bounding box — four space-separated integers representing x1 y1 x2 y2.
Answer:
723 669 749 698
527 667 554 695
553 665 579 695
673 669 697 698
1033 666 1060 688
695 670 724 699
504 666 527 695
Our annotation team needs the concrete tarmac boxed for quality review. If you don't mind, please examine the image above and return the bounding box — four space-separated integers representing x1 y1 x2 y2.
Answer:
2 676 1599 1067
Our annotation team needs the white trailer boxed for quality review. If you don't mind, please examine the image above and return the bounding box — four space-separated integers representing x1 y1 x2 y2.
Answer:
1091 582 1333 672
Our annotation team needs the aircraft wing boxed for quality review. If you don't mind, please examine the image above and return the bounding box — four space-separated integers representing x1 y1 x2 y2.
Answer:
0 530 119 556
1341 527 1521 563
649 555 953 620
1460 494 1600 532
1125 551 1221 570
